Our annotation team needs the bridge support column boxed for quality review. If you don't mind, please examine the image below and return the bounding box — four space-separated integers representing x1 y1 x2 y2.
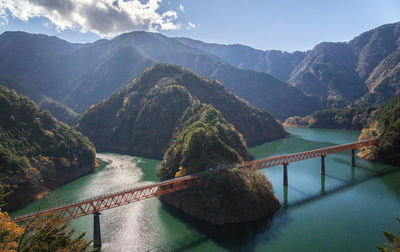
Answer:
321 155 326 175
283 185 288 208
93 212 101 249
321 173 325 193
351 149 356 167
283 163 288 186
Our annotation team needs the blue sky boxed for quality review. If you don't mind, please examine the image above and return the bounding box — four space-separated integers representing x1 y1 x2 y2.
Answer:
0 0 399 51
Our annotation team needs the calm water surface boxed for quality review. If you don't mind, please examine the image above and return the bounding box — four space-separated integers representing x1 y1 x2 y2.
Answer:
12 128 400 251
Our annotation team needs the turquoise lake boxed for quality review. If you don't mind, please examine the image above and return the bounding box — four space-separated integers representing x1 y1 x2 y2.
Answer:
12 127 400 251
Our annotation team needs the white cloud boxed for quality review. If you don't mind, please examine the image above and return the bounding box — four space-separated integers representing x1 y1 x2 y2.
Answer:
0 0 181 36
179 4 184 12
186 21 196 30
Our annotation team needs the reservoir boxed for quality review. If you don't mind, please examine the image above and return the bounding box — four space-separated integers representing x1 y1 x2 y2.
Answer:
11 127 400 251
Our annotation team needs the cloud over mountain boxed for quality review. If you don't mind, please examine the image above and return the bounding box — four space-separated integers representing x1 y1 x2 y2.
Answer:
0 0 181 36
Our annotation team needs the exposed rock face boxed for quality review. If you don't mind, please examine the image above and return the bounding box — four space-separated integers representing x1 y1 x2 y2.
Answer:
358 96 400 166
0 86 96 211
157 103 281 225
77 64 288 159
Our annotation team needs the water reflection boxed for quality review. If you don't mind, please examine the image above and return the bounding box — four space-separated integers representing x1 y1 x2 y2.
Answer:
154 204 287 252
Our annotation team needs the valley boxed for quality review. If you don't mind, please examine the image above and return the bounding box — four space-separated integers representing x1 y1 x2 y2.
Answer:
0 11 400 251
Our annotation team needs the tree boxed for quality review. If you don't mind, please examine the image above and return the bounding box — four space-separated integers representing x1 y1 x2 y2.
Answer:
0 210 24 252
378 218 400 252
17 214 91 251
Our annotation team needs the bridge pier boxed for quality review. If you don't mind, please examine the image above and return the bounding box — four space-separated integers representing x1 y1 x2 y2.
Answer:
321 155 326 175
351 149 356 167
321 174 325 193
283 185 288 208
283 163 288 186
93 212 101 249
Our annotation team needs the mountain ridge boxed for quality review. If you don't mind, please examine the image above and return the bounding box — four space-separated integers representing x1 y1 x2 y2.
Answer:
178 22 400 105
76 64 288 158
0 30 320 120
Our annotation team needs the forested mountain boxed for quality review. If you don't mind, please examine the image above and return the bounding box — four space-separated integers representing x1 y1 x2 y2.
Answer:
38 98 80 125
284 107 375 130
290 22 400 102
0 86 96 211
0 31 319 119
77 64 287 158
179 22 400 105
157 103 280 225
2 22 399 121
177 37 307 82
358 95 400 166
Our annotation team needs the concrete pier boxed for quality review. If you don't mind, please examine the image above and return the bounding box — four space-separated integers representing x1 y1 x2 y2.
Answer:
321 155 326 175
351 149 356 167
283 163 288 186
94 212 101 249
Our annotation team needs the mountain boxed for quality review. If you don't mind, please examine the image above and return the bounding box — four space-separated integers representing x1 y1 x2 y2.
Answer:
157 103 280 225
290 22 400 101
284 107 375 130
76 64 287 158
363 46 400 102
38 98 80 125
358 95 400 166
0 86 96 211
288 42 368 100
177 37 307 82
0 73 80 125
0 31 320 119
179 22 400 105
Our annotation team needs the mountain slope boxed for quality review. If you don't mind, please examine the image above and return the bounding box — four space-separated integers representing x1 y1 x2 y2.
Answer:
38 98 80 125
358 95 400 166
179 22 400 105
76 64 287 158
0 86 96 211
177 37 306 82
0 31 320 119
157 103 280 225
288 42 368 100
363 47 400 102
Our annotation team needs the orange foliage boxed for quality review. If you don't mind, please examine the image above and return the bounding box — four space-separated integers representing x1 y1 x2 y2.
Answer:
174 166 184 178
89 104 95 110
0 210 25 252
238 132 244 141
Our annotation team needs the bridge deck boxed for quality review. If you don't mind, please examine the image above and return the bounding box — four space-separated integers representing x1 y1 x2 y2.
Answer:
11 139 377 223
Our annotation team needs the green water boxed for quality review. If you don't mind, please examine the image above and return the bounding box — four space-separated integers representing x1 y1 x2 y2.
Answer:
11 128 400 251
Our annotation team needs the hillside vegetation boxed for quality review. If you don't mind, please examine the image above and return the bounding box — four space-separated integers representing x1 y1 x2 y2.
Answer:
284 107 375 130
181 22 400 107
157 104 280 225
38 98 80 125
358 96 400 165
0 86 96 211
77 64 287 158
0 31 320 119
